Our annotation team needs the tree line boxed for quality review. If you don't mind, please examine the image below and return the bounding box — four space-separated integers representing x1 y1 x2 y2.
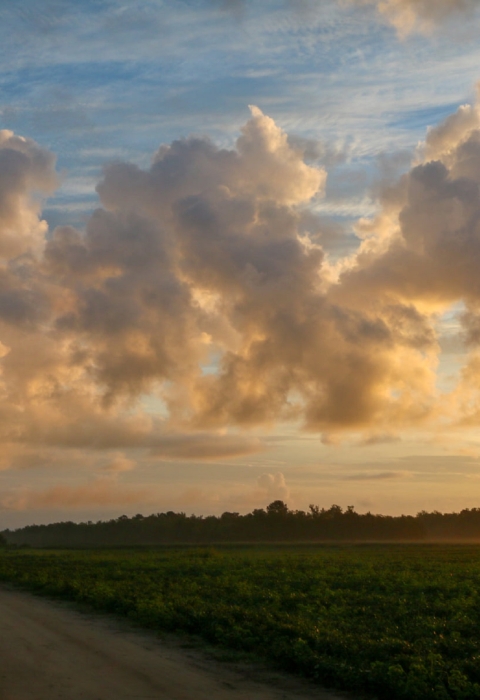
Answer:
5 501 480 547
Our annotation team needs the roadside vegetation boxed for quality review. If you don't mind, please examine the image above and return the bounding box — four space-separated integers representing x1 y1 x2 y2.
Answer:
1 544 480 699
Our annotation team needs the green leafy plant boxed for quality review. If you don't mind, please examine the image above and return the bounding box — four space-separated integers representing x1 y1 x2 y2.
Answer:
1 545 480 700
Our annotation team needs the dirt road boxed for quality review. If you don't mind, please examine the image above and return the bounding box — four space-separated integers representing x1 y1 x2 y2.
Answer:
0 586 352 700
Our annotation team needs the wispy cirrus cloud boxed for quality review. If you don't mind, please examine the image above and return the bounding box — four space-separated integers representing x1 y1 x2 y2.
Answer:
351 0 479 36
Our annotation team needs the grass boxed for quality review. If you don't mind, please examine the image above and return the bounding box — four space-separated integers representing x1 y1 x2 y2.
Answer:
1 544 480 699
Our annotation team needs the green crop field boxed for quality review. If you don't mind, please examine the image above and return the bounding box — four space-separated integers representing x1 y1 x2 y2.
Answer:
1 545 480 699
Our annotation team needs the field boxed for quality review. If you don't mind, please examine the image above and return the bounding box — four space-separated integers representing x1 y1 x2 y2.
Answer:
1 545 480 700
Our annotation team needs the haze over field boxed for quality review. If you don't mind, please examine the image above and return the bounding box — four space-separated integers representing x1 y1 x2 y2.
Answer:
3 0 480 526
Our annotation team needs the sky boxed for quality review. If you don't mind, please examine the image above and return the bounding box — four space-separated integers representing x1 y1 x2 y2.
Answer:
3 0 480 527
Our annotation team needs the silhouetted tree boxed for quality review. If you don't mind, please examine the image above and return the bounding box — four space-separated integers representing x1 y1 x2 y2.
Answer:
266 500 289 515
11 502 480 547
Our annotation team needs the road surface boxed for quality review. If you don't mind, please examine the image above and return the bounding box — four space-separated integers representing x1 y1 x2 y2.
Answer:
0 586 352 700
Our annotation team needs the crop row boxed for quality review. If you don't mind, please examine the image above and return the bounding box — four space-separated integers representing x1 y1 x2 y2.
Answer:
1 545 480 699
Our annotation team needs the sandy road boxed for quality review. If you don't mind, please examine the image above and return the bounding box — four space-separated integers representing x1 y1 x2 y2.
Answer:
0 586 352 700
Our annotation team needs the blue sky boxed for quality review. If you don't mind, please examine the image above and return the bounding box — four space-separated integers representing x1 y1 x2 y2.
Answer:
2 0 480 226
3 1 480 527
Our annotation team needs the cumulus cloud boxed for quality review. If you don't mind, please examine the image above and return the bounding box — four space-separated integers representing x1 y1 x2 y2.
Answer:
7 92 480 504
257 471 290 501
0 129 57 257
334 88 480 428
419 98 480 164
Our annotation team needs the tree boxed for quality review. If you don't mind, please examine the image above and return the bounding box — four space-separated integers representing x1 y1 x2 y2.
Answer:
266 500 289 516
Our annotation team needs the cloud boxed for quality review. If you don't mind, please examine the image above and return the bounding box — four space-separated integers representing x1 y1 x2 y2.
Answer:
419 98 480 163
345 470 412 480
102 453 136 477
6 92 480 488
335 88 480 427
150 433 265 461
0 110 432 453
5 2 68 36
0 129 57 257
218 1 480 37
351 0 478 36
212 0 246 15
1 480 150 511
358 432 402 446
287 134 349 168
257 471 290 500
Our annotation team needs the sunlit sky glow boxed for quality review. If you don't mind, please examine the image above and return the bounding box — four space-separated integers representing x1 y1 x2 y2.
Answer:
3 0 480 527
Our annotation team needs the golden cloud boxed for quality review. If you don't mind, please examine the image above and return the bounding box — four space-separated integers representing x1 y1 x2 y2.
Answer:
4 97 480 474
